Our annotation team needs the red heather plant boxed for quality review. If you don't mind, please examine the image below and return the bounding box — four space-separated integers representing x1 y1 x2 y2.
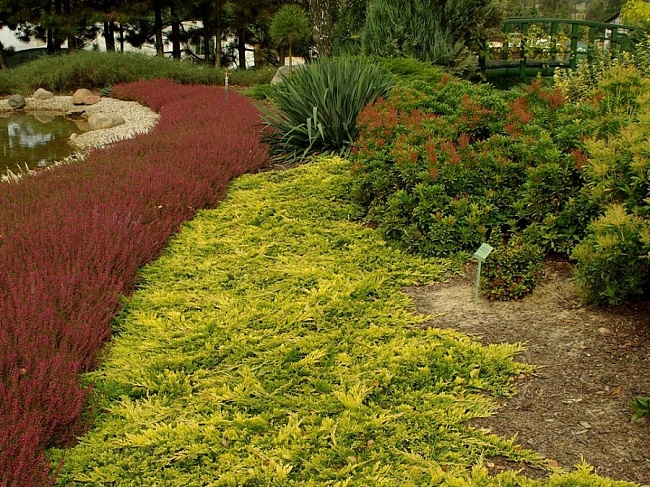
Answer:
0 80 268 487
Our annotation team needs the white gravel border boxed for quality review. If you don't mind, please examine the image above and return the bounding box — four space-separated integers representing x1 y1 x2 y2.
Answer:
0 95 159 182
0 96 159 151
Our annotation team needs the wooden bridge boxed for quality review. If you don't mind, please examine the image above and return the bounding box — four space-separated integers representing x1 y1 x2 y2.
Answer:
332 17 636 78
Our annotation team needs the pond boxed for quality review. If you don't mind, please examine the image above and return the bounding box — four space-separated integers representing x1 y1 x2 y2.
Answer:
0 113 88 174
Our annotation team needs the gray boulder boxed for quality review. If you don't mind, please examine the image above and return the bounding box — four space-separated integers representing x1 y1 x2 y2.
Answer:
8 94 26 109
72 88 93 105
88 112 125 130
83 95 101 105
33 88 54 100
271 64 307 85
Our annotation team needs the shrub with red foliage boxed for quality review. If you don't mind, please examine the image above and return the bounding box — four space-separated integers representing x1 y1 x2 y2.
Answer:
0 80 268 487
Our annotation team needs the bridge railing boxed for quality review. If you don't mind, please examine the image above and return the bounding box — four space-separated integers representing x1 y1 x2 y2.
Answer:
479 18 637 78
332 18 636 78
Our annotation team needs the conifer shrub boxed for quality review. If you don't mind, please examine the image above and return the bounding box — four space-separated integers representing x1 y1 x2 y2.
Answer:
362 0 501 71
0 80 268 486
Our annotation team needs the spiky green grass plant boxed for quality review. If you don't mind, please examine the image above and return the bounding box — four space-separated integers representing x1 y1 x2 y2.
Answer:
52 158 637 487
264 57 395 162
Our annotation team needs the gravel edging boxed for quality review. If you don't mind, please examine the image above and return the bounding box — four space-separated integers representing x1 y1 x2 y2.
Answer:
0 96 159 151
0 96 159 182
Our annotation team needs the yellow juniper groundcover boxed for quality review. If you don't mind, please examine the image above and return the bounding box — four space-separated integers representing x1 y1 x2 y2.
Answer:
52 157 637 487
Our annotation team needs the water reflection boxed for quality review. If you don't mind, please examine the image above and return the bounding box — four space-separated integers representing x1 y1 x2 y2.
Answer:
0 113 86 173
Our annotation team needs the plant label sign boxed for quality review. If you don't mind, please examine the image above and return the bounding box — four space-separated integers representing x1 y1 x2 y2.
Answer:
473 243 494 263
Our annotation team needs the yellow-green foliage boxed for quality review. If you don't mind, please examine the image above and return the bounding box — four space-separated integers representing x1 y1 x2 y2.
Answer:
621 0 650 25
52 158 638 486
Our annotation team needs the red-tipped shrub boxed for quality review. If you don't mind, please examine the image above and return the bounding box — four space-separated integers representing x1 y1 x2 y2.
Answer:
0 80 268 486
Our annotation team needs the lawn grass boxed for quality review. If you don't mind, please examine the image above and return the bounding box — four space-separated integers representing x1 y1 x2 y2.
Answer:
52 158 638 487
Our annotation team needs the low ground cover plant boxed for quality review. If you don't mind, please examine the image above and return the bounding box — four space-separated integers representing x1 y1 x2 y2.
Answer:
52 157 635 486
0 51 276 95
0 80 268 486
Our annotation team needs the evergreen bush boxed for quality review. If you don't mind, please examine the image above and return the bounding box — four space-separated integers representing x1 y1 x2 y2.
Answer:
362 0 502 71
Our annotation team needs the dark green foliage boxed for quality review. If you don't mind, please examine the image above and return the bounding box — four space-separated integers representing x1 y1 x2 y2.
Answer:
269 4 311 70
243 83 277 100
351 70 650 301
369 57 447 85
362 0 502 71
481 232 544 301
263 57 395 162
352 79 589 261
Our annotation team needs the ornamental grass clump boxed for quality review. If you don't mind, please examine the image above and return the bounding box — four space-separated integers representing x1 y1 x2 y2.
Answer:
0 80 268 487
263 56 395 162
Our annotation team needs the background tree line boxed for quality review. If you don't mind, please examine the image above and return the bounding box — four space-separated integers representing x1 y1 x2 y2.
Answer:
0 0 369 69
0 0 635 72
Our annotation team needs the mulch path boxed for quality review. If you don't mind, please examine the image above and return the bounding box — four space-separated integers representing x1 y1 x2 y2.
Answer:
406 259 650 485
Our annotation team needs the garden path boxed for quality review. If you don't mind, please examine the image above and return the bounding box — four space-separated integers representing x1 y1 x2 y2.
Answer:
407 260 650 485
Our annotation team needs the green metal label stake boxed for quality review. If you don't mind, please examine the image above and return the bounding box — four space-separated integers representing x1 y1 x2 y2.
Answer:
473 243 494 305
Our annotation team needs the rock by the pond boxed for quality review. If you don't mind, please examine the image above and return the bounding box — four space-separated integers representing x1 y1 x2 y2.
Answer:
33 88 54 100
271 64 307 85
88 112 125 130
8 94 26 109
33 113 55 123
83 95 101 105
72 88 93 105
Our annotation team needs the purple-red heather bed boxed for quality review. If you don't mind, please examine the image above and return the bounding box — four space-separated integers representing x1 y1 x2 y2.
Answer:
0 79 269 487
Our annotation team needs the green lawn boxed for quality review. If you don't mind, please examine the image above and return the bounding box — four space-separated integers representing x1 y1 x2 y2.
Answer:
52 157 637 487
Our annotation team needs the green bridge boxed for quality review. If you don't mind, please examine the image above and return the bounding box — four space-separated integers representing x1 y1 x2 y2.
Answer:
333 17 636 78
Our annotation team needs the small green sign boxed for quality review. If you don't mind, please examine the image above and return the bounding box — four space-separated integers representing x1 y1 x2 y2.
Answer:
473 243 494 263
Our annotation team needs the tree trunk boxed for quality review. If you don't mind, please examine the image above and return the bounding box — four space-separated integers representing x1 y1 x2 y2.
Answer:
0 39 9 70
214 0 223 67
279 45 285 67
63 0 75 52
201 11 211 64
47 28 55 54
154 0 164 56
170 2 181 59
104 21 116 52
237 25 246 69
119 23 125 53
309 0 333 57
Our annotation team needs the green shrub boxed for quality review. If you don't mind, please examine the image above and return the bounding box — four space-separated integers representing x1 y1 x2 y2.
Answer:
351 78 593 258
362 0 501 71
572 204 650 305
242 83 277 100
481 231 544 301
370 56 448 85
227 65 277 86
263 57 395 161
571 83 650 304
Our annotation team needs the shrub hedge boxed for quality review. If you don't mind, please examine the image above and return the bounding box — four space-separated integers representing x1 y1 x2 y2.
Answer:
350 72 645 301
0 80 268 486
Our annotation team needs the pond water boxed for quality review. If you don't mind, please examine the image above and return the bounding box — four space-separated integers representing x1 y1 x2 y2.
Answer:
0 113 88 174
